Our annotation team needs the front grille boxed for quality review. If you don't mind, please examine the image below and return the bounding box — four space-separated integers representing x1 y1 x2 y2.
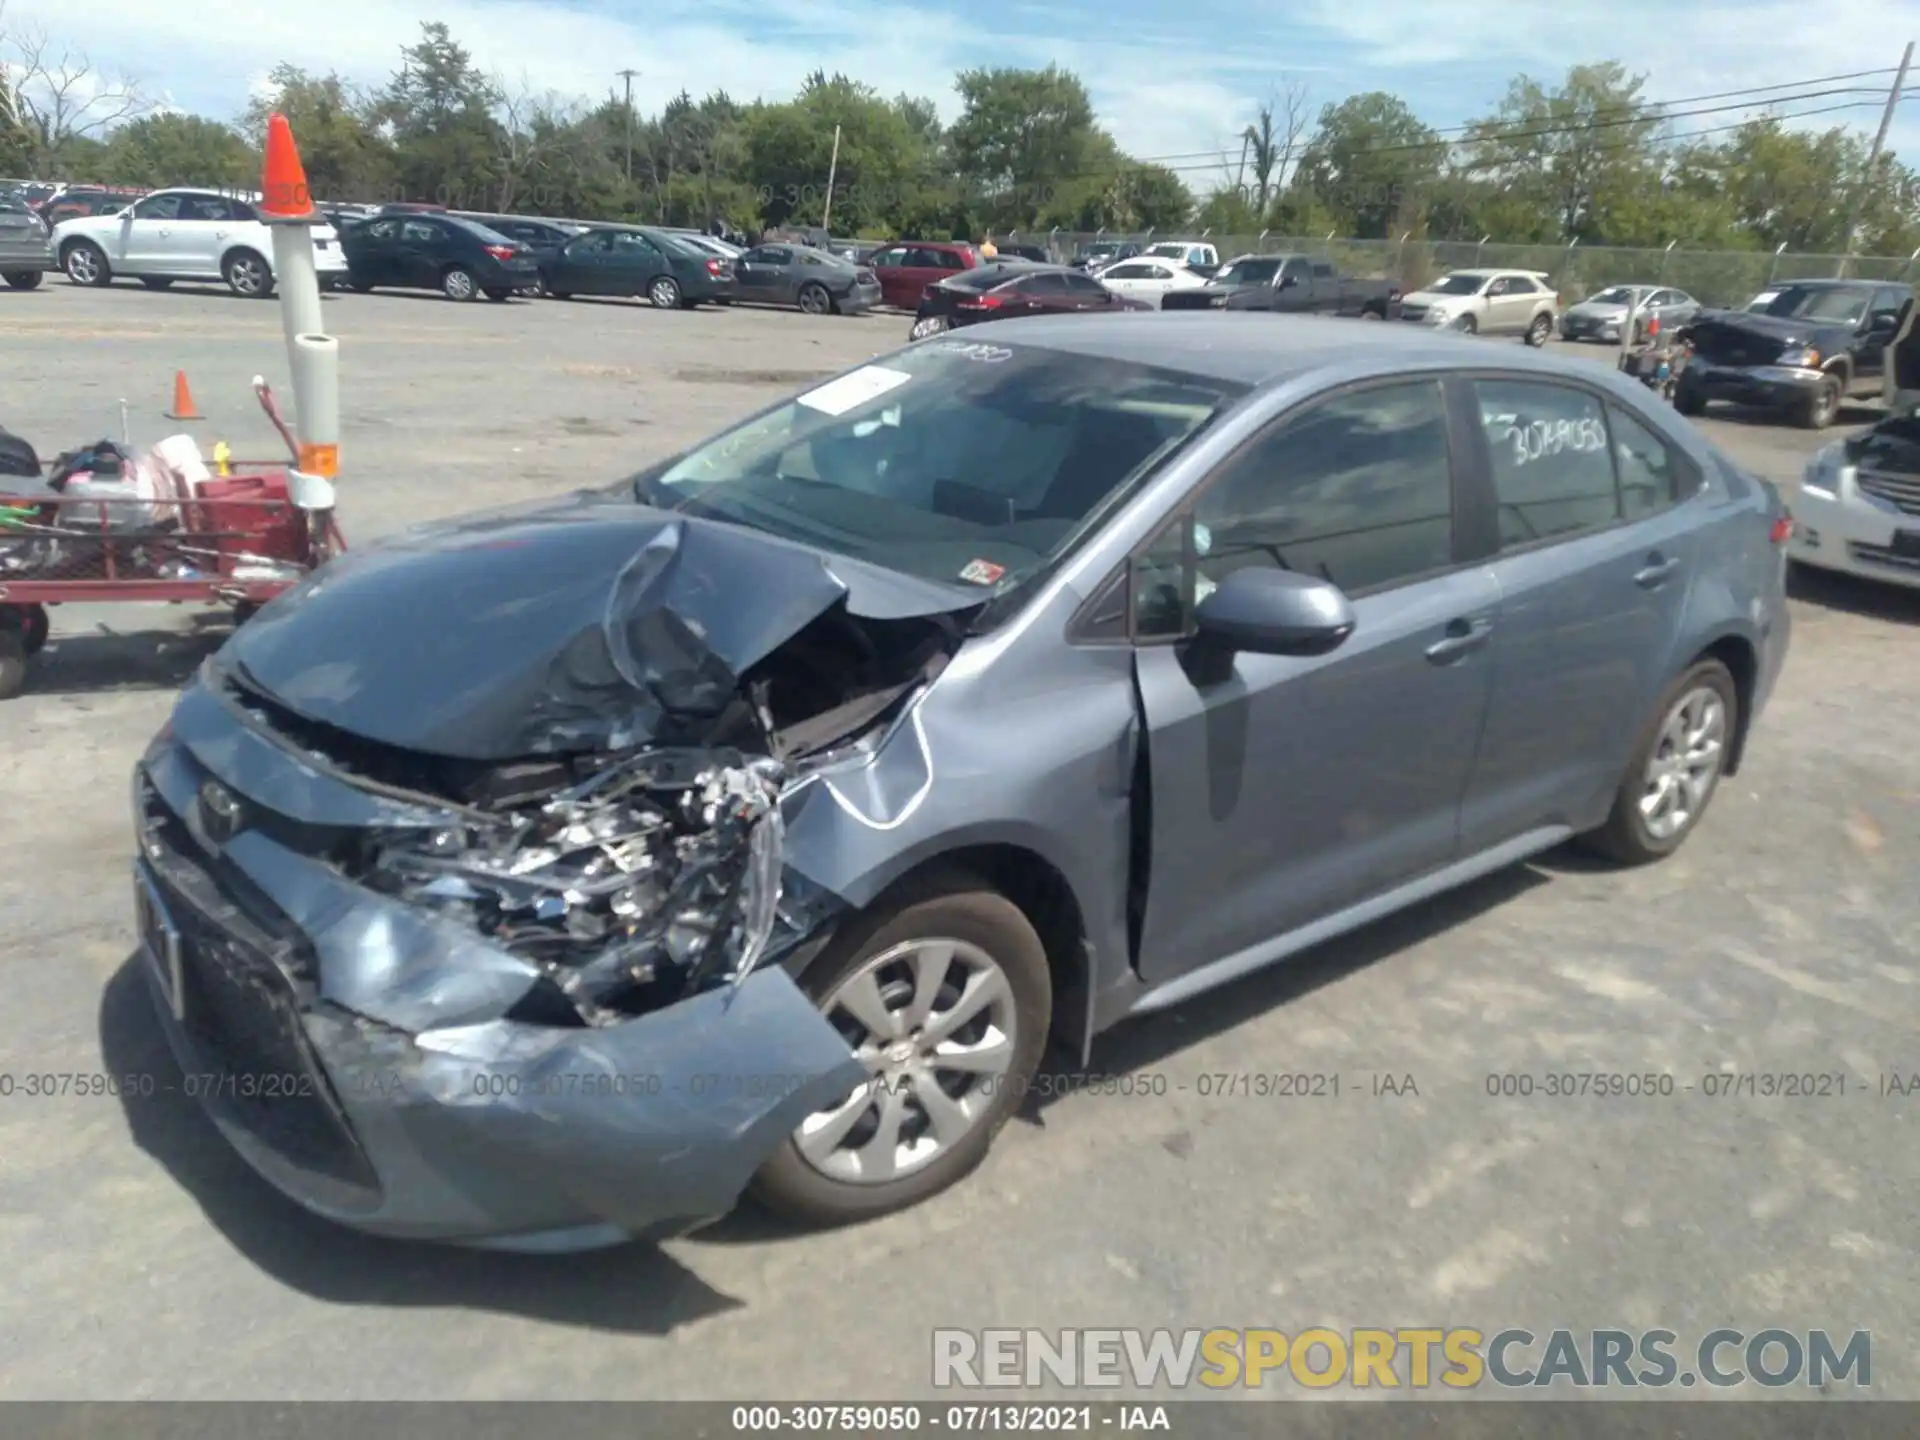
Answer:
138 776 378 1193
1849 542 1920 574
1689 326 1784 367
1857 468 1920 516
1400 305 1427 321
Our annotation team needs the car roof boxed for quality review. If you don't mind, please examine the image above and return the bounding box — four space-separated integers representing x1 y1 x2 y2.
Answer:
981 312 1601 386
1770 277 1882 288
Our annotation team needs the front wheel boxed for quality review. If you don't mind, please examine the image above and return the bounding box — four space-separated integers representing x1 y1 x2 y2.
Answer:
750 874 1052 1226
62 240 111 287
2 270 43 290
797 282 831 316
647 275 681 309
1798 373 1841 429
1525 313 1552 347
223 249 273 298
1578 660 1738 865
1451 313 1477 335
0 627 27 701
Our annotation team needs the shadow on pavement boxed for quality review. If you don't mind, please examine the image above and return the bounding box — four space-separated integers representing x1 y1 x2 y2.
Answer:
22 622 224 696
1787 561 1920 624
99 957 744 1333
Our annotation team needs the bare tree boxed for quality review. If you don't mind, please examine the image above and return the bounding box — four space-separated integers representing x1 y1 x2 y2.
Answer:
1243 79 1309 211
492 74 579 211
4 17 147 174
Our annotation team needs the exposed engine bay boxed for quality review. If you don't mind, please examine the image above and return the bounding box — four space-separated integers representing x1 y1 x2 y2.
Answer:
227 600 963 1026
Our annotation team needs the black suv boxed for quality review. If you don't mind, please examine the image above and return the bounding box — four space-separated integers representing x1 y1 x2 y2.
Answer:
1678 279 1915 428
339 213 542 301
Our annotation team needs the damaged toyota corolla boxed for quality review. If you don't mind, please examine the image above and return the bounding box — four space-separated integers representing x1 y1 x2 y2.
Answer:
133 314 1789 1249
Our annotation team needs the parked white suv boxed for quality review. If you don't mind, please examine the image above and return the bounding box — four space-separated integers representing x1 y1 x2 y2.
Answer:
52 187 347 298
1399 268 1560 345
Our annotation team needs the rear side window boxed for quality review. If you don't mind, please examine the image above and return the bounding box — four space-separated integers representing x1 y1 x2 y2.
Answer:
1473 379 1618 545
1606 404 1687 519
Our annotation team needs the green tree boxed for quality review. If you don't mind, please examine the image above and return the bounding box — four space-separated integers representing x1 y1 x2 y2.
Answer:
1458 62 1664 242
102 113 253 188
743 73 936 235
948 66 1109 230
1289 92 1443 238
374 22 503 207
243 64 396 202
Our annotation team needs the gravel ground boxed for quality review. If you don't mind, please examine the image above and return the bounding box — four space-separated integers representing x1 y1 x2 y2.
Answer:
0 280 1915 1402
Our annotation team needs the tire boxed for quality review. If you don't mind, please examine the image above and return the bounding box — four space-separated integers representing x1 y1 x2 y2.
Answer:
1673 381 1707 417
797 281 831 316
1798 372 1842 429
222 248 273 298
909 314 949 340
550 290 573 301
1524 313 1552 347
484 287 512 302
1451 313 1477 335
441 265 478 301
1578 659 1738 865
1358 306 1381 320
749 872 1053 1227
349 279 376 293
140 277 174 290
646 274 681 309
62 240 111 287
13 604 49 656
0 627 26 701
3 270 43 290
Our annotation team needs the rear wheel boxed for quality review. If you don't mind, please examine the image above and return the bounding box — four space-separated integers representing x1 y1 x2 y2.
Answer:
1673 379 1707 416
750 873 1052 1226
223 249 273 298
1578 660 1737 865
0 627 27 700
909 314 948 340
798 282 831 316
1451 313 1477 335
3 270 43 290
647 275 682 309
349 278 376 293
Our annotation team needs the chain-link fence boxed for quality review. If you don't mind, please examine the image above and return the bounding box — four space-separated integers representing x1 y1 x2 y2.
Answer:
992 231 1920 308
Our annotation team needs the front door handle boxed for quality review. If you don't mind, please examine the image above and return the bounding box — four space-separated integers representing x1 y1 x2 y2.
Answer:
1635 553 1680 588
1425 616 1492 664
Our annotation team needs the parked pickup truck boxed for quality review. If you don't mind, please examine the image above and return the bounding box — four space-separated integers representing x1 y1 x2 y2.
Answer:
1159 252 1401 317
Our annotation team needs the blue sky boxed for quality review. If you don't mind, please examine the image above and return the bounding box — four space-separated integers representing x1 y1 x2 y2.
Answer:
5 0 1915 190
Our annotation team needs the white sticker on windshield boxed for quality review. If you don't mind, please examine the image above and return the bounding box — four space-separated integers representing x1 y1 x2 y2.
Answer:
1748 291 1779 309
796 365 913 416
1193 522 1212 556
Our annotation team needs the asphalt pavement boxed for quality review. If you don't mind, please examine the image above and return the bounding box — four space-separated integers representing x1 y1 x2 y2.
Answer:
0 283 1916 1401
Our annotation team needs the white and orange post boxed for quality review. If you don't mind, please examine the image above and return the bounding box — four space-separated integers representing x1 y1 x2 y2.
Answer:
257 114 340 514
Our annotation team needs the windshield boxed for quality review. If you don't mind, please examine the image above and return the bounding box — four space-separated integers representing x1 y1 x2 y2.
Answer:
634 343 1247 595
1216 258 1281 285
1754 285 1872 325
1428 274 1488 295
1588 286 1640 305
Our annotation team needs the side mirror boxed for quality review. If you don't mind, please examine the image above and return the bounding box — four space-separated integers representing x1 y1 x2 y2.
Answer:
1278 274 1298 290
1870 312 1899 335
1193 567 1355 657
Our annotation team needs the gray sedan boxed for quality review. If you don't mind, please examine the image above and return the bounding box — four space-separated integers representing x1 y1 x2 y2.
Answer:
130 315 1791 1248
1561 284 1700 342
0 194 54 289
732 242 882 314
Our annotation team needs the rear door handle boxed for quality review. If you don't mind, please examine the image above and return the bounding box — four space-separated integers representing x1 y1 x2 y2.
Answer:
1635 554 1680 588
1425 616 1492 664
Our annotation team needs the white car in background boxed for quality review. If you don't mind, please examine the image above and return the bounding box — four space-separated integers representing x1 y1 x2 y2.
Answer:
52 186 348 298
1096 257 1211 308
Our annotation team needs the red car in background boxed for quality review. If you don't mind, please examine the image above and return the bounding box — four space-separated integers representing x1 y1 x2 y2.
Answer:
908 261 1149 338
867 241 985 309
36 186 148 225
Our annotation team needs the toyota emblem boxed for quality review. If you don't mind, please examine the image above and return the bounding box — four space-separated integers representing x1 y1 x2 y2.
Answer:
198 780 245 843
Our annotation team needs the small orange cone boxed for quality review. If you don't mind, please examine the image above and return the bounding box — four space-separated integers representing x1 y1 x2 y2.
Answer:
259 114 314 222
165 370 200 421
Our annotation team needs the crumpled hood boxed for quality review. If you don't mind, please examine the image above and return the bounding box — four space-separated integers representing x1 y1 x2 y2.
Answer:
1686 309 1848 348
222 492 974 761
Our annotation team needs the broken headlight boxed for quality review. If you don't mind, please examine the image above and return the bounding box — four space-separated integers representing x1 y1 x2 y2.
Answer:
358 751 787 1023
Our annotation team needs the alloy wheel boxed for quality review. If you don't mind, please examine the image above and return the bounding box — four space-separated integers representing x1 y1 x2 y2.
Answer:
795 938 1018 1185
65 246 100 285
443 267 475 301
227 254 267 296
910 315 948 339
799 284 829 315
1639 686 1726 841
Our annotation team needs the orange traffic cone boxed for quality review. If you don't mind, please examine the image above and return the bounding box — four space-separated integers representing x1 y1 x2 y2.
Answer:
259 113 314 221
165 370 201 421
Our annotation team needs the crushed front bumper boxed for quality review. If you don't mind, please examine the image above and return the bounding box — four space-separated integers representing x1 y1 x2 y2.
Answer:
1683 362 1825 412
132 686 867 1250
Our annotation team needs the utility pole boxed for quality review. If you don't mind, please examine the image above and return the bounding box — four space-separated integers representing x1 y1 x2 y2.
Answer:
820 123 842 233
1840 41 1912 275
616 69 639 182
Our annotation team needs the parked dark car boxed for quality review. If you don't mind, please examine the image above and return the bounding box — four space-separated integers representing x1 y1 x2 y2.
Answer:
732 243 880 314
0 193 54 289
909 261 1147 337
538 225 733 308
453 212 587 293
866 241 983 309
1074 240 1141 270
1161 253 1401 318
127 314 1792 1250
340 213 540 301
1676 279 1914 428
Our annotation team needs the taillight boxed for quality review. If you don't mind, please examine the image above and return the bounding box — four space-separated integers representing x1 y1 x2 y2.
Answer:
483 244 516 261
706 257 721 275
962 293 1003 309
1770 514 1794 545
